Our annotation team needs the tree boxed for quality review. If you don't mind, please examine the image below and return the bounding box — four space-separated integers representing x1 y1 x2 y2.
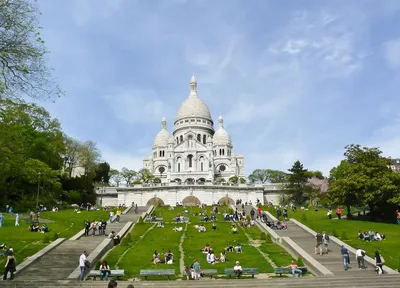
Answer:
79 140 101 177
248 169 287 184
0 0 63 100
63 136 83 178
328 145 400 217
229 175 238 184
93 162 110 183
109 169 122 187
120 167 136 186
286 160 311 205
305 170 324 179
137 168 154 183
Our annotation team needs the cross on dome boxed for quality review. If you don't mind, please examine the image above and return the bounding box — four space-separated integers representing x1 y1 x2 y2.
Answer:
218 114 224 128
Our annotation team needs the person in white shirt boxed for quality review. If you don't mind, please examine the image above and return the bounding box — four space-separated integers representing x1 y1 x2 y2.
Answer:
79 251 88 280
355 248 366 269
233 261 242 276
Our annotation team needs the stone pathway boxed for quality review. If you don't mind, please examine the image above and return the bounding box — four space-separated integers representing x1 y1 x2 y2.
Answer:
16 207 147 281
178 223 188 274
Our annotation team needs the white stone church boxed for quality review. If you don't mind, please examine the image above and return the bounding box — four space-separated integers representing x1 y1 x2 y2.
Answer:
97 76 282 207
143 75 245 183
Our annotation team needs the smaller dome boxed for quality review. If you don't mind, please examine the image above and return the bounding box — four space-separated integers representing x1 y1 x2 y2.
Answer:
213 115 231 145
154 117 171 147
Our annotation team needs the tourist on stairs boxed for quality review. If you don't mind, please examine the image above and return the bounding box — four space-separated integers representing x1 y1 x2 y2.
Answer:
340 245 350 270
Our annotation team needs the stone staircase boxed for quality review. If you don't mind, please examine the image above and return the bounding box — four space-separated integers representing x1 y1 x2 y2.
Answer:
15 207 146 281
3 274 400 288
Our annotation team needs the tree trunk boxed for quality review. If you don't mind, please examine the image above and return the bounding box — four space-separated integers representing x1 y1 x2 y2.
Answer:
346 205 352 219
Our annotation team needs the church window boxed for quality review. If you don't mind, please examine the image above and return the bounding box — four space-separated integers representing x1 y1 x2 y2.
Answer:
201 162 203 171
197 119 201 122
185 120 189 123
158 166 165 174
222 149 225 156
180 121 183 124
219 165 226 171
197 134 201 142
207 121 210 124
176 137 178 143
202 120 206 123
188 155 193 168
219 149 221 155
203 135 206 144
178 163 180 172
180 135 183 143
191 119 195 122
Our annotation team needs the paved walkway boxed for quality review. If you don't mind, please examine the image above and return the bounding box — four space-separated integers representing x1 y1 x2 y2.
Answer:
16 207 146 281
237 205 376 276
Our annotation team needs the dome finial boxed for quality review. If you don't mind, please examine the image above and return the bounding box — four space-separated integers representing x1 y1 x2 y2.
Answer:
190 74 197 96
161 117 166 129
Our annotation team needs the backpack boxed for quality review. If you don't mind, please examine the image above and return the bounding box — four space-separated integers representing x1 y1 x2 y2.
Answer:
325 234 329 241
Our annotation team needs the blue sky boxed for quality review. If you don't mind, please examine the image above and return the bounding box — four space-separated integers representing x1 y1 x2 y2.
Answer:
37 0 400 176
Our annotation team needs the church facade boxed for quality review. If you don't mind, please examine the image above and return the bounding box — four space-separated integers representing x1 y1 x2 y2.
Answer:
143 75 245 183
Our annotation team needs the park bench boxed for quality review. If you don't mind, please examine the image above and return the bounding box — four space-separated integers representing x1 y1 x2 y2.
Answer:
140 269 175 280
87 269 125 280
146 217 163 222
274 267 308 277
224 268 259 278
182 269 217 279
173 217 188 223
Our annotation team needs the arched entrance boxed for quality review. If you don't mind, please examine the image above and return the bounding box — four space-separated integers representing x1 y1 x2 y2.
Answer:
182 196 201 206
174 178 182 183
185 178 195 183
197 178 206 183
218 197 235 205
146 197 165 207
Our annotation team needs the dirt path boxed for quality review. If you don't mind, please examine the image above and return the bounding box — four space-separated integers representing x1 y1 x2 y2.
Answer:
178 223 188 274
115 223 156 268
239 226 277 268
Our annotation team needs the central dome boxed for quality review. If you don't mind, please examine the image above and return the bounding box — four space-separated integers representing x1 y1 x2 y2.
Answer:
175 75 212 121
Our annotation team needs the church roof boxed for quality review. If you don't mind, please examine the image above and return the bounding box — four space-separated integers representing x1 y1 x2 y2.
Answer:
175 75 212 121
154 117 171 147
213 115 231 145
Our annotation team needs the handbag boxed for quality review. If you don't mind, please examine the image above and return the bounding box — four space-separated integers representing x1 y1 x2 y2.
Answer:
84 260 91 268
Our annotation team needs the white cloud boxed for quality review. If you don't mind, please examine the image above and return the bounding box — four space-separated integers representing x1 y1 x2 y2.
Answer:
104 89 168 124
384 38 400 69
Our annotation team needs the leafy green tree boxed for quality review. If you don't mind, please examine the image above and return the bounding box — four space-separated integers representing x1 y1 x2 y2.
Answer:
109 169 122 187
63 136 83 178
286 160 311 205
229 175 238 184
248 169 288 183
328 145 400 217
93 162 110 183
305 170 324 179
0 0 62 100
137 168 154 183
120 167 136 186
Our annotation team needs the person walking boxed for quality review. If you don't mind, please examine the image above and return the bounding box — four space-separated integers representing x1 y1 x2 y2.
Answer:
15 214 19 226
340 245 350 271
355 248 366 269
3 250 16 280
79 251 88 280
315 232 323 255
0 213 3 228
327 208 332 220
192 259 201 280
396 210 400 224
374 251 385 274
322 231 330 254
336 207 342 220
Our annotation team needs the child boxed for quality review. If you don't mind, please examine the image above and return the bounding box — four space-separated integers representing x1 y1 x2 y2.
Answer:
184 265 191 280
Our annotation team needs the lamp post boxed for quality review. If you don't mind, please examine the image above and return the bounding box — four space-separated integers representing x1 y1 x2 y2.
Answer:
36 172 41 211
100 176 104 207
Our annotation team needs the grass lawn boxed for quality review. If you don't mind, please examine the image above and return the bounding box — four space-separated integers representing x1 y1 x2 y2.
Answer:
0 209 109 266
261 205 400 271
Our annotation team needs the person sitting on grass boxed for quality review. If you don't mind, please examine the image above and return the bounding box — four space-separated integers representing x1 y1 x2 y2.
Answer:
201 243 211 253
358 230 364 240
153 250 161 264
231 226 238 234
164 250 174 264
284 260 303 278
173 226 182 232
233 261 242 277
235 244 242 253
212 222 217 231
375 232 385 241
198 224 206 232
41 224 49 233
206 250 217 264
100 260 111 280
220 251 227 262
29 225 40 232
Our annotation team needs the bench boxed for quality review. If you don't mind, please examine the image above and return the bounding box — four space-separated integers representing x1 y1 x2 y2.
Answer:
274 267 308 277
224 268 259 278
182 269 217 279
173 218 188 223
87 269 125 280
146 217 163 222
140 269 175 280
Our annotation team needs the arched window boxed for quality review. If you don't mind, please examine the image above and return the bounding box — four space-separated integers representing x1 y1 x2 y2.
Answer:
197 134 201 142
188 154 193 168
180 135 183 143
222 149 225 156
178 163 180 172
176 137 178 144
219 149 222 155
201 162 203 171
203 135 206 144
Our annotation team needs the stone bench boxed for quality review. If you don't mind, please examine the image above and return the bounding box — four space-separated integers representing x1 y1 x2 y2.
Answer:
224 268 259 278
140 269 175 280
274 267 308 277
87 269 125 280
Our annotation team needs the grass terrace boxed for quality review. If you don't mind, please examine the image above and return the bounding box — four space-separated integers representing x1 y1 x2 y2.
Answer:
104 204 296 279
0 209 109 266
261 205 400 270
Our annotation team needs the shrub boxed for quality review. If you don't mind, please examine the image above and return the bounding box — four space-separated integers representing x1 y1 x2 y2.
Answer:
341 231 349 240
42 235 50 244
265 233 272 243
297 256 304 266
332 228 338 237
120 237 130 246
51 233 59 241
228 208 234 215
125 233 132 242
138 216 144 224
260 232 266 240
300 213 307 222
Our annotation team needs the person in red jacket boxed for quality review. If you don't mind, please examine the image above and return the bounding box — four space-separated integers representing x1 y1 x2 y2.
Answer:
336 207 342 220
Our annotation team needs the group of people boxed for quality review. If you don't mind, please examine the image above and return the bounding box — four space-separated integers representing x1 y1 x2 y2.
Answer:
152 250 174 265
84 220 108 236
29 224 49 233
315 231 330 255
199 242 242 266
358 230 386 241
184 259 244 280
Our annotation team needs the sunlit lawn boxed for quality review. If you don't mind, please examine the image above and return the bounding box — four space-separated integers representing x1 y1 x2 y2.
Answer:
0 209 109 266
261 205 400 270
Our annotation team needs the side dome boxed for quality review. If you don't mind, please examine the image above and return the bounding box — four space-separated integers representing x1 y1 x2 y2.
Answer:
175 75 212 121
154 117 171 147
213 115 232 145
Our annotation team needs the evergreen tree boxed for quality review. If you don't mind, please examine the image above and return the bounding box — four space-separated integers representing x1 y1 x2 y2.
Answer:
286 160 311 205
